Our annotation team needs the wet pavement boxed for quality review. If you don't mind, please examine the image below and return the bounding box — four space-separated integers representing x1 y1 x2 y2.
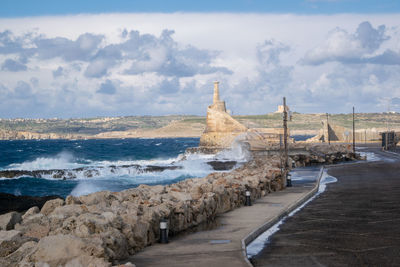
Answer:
251 146 400 266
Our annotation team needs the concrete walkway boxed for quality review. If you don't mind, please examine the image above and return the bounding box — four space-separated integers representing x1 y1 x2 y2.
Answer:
129 168 322 267
251 147 400 266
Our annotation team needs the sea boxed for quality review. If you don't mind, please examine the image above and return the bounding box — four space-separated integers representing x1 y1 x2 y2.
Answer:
0 138 249 198
0 135 312 198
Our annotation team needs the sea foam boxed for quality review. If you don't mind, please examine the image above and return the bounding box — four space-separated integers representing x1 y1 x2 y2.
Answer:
7 151 85 170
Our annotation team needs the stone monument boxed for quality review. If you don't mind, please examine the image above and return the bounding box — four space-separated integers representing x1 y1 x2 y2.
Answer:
199 81 248 148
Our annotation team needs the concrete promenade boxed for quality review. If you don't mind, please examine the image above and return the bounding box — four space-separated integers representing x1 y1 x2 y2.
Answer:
252 146 400 266
129 167 322 267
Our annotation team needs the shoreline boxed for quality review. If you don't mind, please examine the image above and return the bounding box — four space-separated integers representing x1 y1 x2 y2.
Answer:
0 144 359 266
0 132 319 141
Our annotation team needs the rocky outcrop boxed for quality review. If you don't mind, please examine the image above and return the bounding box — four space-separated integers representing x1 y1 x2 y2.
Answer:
0 230 34 258
0 212 22 231
0 144 359 266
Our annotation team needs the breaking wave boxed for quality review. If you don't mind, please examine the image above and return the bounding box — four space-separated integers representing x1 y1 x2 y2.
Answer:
7 151 86 170
1 140 251 197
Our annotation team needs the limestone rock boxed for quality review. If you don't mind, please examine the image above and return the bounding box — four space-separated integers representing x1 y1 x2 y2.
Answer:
65 195 81 205
51 204 87 217
1 241 37 267
22 206 39 220
15 213 51 239
0 230 31 257
28 234 107 266
40 198 64 216
0 211 22 230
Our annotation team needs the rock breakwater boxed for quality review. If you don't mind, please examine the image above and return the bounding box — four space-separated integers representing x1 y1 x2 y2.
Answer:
0 144 359 267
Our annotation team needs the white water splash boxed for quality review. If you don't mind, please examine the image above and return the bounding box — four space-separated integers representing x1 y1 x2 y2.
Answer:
216 140 251 162
7 151 84 170
4 142 252 196
70 181 103 196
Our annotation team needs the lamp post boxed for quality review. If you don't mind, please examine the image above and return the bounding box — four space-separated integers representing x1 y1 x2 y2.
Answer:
353 107 355 154
283 97 290 187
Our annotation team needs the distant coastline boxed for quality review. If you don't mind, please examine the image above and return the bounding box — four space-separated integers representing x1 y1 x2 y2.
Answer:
1 112 399 140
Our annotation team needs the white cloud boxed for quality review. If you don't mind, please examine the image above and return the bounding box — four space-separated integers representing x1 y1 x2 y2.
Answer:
0 13 399 117
301 21 397 65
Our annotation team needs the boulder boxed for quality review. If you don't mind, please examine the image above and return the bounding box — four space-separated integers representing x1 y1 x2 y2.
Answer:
1 241 37 267
51 204 87 217
0 211 22 230
22 206 39 220
19 213 46 226
28 234 107 266
40 198 65 216
0 230 31 257
79 191 119 206
65 195 81 205
25 224 50 239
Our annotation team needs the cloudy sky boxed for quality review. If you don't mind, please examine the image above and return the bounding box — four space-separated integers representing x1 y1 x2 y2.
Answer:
1 1 400 118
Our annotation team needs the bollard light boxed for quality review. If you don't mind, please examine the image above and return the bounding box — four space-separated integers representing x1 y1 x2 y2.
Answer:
245 190 252 206
159 219 169 244
286 174 292 187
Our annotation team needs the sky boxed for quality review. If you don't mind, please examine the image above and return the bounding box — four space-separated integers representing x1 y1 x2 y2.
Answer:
0 1 400 118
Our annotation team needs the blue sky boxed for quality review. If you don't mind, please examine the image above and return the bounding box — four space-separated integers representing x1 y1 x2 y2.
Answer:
1 0 400 17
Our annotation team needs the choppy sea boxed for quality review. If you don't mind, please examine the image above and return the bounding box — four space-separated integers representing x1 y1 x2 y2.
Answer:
0 138 250 198
0 135 314 198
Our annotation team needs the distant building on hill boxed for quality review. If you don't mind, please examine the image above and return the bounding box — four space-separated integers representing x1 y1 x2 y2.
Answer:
275 105 290 113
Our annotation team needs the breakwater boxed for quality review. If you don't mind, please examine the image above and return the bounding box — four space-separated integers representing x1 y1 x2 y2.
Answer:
0 144 358 267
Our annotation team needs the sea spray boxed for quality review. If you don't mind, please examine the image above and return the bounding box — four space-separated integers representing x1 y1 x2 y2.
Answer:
70 180 102 196
216 139 251 162
7 151 85 170
0 138 253 197
69 146 245 196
